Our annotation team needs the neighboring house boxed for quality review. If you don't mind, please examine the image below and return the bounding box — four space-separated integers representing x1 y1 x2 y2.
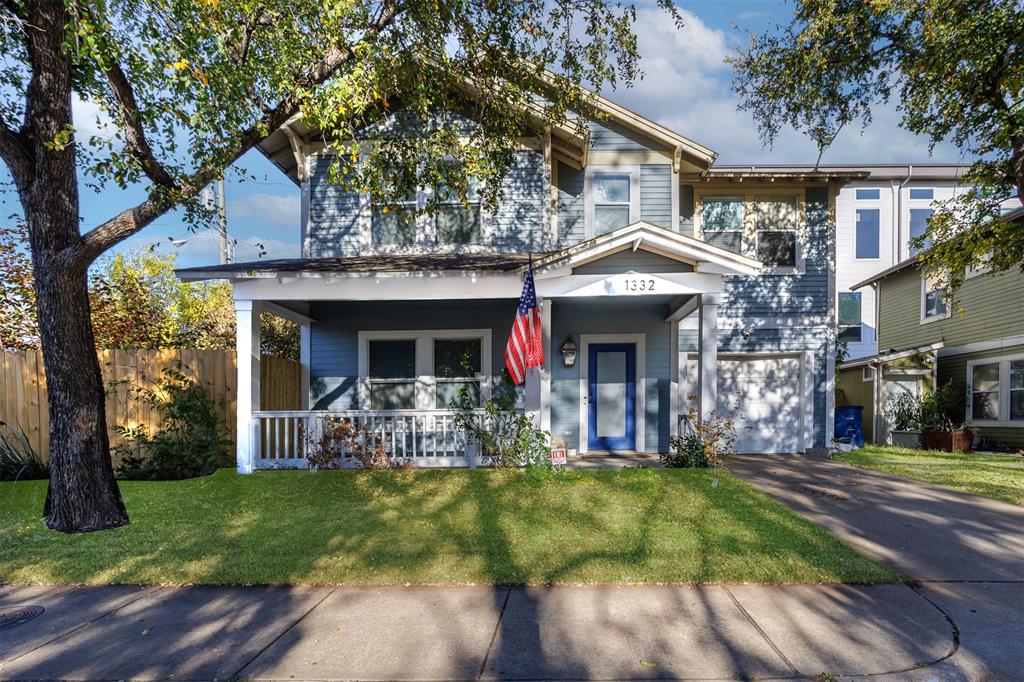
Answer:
837 227 1024 448
716 164 970 361
179 96 866 470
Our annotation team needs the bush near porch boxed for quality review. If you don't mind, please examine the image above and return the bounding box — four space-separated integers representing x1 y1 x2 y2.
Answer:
835 446 1024 505
0 469 897 586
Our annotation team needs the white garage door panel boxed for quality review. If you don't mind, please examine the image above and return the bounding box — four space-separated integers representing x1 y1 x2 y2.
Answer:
717 357 802 454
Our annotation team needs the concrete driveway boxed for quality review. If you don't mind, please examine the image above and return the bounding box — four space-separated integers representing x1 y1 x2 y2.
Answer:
726 454 1024 680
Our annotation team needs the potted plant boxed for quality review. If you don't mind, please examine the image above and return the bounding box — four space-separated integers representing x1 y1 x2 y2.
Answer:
888 391 923 449
920 383 974 452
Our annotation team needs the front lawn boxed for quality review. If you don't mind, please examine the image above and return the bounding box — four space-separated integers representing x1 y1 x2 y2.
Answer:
835 446 1024 505
0 468 897 586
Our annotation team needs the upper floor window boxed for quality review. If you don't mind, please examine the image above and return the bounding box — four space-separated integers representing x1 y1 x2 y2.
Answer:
755 195 799 269
855 209 880 259
920 275 948 323
838 292 862 342
909 188 934 200
372 181 417 247
855 188 880 200
909 208 932 256
435 177 481 244
593 173 632 235
700 196 744 252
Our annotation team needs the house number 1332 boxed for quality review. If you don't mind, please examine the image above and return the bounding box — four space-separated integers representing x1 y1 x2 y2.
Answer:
624 278 655 292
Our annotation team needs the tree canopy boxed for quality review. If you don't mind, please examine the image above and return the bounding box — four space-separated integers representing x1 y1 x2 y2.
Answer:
730 0 1024 294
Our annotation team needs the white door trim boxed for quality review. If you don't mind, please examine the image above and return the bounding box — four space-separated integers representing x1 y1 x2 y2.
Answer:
579 333 646 453
717 352 811 454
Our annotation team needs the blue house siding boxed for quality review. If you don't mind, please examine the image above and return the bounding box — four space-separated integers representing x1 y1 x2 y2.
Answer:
551 299 674 453
556 161 585 247
308 155 363 258
640 164 672 227
679 185 694 235
572 249 693 275
309 300 516 409
487 151 548 251
717 186 830 319
589 121 669 152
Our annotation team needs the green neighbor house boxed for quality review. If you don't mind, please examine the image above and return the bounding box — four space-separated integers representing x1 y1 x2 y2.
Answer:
838 230 1024 449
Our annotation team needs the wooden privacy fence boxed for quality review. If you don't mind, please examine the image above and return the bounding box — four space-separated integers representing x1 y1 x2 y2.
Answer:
0 349 300 460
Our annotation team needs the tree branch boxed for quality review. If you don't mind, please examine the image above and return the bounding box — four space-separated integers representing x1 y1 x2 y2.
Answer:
72 2 402 268
0 118 32 190
103 60 178 189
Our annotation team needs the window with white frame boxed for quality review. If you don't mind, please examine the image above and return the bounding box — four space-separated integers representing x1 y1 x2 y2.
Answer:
921 275 948 323
700 196 744 252
909 208 932 256
361 330 490 411
592 173 632 235
371 170 418 247
855 188 881 200
909 188 934 200
755 195 799 269
855 209 880 259
971 363 999 421
838 292 862 342
367 339 417 409
1011 360 1024 421
435 171 482 244
967 357 1024 424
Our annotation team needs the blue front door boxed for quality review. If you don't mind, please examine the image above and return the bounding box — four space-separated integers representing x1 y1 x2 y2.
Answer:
588 343 636 451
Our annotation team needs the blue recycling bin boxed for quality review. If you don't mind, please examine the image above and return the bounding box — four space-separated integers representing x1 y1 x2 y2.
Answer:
834 406 865 447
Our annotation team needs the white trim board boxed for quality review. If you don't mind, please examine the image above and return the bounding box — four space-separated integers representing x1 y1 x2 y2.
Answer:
578 333 646 454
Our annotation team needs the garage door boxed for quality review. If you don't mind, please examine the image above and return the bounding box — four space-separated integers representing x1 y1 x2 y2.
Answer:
717 356 803 454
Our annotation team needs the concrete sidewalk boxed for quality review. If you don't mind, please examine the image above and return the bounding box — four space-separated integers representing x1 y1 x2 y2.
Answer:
1 582 963 681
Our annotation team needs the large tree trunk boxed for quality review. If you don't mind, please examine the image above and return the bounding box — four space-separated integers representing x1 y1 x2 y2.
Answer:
19 0 127 532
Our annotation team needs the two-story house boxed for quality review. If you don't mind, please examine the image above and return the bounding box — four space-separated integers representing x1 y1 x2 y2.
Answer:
837 213 1024 448
179 96 864 470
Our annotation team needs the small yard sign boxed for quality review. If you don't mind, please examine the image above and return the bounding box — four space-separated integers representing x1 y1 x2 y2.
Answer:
550 448 567 466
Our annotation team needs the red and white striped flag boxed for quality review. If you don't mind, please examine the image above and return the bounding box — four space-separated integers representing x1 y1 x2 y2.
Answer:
505 260 544 385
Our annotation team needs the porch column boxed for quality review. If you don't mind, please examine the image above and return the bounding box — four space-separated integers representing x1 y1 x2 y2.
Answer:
235 299 262 474
524 298 552 432
299 321 311 410
697 293 719 423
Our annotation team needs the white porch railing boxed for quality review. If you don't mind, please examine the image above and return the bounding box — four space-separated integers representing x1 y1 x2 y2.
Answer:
250 410 481 469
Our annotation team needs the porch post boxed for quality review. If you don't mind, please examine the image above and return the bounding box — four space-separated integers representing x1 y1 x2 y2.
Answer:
669 319 680 436
299 321 311 410
235 299 262 473
697 293 719 423
540 299 552 433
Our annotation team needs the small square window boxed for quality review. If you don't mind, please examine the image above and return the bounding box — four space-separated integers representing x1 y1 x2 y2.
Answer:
855 188 880 200
436 174 482 244
909 188 934 200
755 196 798 269
757 231 797 268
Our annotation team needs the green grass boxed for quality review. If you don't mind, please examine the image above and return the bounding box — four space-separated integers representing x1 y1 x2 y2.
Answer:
0 468 898 586
835 446 1024 505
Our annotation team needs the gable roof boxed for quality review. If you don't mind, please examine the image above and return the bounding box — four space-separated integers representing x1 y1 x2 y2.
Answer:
534 221 761 277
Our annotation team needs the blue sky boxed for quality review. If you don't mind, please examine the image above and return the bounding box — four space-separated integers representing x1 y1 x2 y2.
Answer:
1 0 965 269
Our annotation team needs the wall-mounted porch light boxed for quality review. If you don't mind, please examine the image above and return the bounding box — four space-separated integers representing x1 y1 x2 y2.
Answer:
560 337 578 368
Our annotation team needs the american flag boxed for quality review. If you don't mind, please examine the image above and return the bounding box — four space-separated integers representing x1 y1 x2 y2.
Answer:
505 260 544 385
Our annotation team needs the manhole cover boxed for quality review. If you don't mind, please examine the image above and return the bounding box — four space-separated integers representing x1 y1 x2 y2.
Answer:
0 605 45 630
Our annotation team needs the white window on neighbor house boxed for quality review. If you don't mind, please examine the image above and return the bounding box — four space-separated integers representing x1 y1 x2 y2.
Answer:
435 175 482 245
585 166 639 237
855 188 881 200
359 330 491 411
755 195 800 271
967 356 1024 424
838 292 862 343
855 209 880 259
920 275 949 324
909 208 932 256
700 196 744 253
909 188 934 200
965 251 994 279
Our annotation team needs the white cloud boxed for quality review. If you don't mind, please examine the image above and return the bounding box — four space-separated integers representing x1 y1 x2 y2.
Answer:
227 193 300 230
72 96 114 141
605 8 963 164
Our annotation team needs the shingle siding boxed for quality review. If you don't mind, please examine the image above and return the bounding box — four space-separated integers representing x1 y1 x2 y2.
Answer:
308 155 363 258
640 164 672 227
487 151 548 250
572 250 693 275
588 121 669 152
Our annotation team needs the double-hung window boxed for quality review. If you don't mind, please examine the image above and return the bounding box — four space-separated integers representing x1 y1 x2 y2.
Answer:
592 173 632 235
920 276 948 323
435 173 482 245
838 292 862 343
967 357 1024 424
755 195 799 270
433 338 482 408
367 339 417 409
908 188 934 256
700 196 744 252
372 171 417 247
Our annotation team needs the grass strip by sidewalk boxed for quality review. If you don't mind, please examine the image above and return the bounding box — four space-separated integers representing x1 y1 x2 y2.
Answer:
0 467 898 586
835 446 1024 505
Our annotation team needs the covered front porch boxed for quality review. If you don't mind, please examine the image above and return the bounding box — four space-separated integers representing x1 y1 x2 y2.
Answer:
177 222 761 471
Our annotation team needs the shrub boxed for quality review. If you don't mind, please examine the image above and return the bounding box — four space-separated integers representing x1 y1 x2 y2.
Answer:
302 416 410 470
888 391 923 431
113 365 232 480
920 382 967 432
452 370 549 468
0 421 48 481
663 408 736 468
